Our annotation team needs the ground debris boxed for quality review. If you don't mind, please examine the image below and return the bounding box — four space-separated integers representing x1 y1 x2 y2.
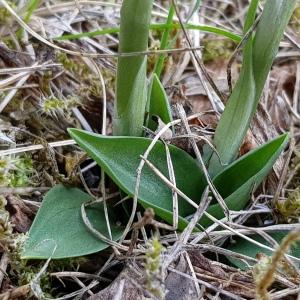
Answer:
188 250 255 299
5 194 36 233
87 267 144 300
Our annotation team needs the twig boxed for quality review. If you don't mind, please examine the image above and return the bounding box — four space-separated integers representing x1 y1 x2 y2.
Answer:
168 267 245 300
90 58 112 240
0 62 38 113
0 139 76 156
0 63 62 74
0 253 9 289
51 271 111 282
164 142 178 230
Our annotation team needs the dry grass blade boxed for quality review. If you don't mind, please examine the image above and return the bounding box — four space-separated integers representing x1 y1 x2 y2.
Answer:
164 142 178 230
0 140 76 156
163 187 211 270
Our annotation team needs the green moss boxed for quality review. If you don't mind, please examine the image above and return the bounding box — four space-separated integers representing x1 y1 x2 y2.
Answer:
56 52 89 76
290 2 300 35
277 187 300 221
0 156 34 187
41 96 81 115
42 97 65 113
0 195 13 239
203 39 236 62
9 234 88 297
0 6 11 25
3 37 16 49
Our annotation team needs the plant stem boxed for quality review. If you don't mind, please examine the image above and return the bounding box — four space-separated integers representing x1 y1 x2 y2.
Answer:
113 0 154 136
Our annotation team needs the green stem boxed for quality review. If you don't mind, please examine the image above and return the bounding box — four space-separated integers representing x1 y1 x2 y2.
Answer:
113 0 154 136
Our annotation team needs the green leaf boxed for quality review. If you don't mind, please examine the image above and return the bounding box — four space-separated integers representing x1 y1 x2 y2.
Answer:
68 128 206 230
208 0 296 176
207 6 255 176
22 185 123 259
252 0 297 99
243 0 259 33
207 40 255 176
200 133 289 227
227 232 300 270
69 129 288 231
113 0 154 136
147 74 173 131
153 5 175 78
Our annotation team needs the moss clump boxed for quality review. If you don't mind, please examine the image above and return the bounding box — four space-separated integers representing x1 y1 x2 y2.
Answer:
8 235 52 297
0 195 13 240
40 96 81 116
277 187 300 221
203 39 236 62
0 156 34 187
0 2 13 25
9 234 88 297
56 52 89 76
290 3 300 35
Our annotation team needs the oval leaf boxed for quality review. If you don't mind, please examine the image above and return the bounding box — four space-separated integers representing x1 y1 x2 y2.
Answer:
22 185 123 259
69 129 288 231
68 128 206 230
